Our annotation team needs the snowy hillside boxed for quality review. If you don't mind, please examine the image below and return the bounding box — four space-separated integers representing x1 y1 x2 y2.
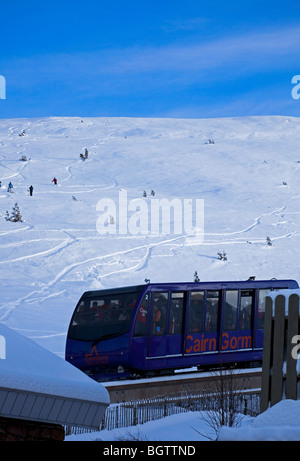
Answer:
0 115 299 359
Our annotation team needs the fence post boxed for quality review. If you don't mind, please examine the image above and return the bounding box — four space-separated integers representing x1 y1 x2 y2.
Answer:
133 404 137 426
260 296 273 413
271 294 285 406
115 405 119 429
286 294 299 400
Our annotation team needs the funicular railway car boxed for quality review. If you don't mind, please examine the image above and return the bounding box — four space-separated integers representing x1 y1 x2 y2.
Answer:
65 279 299 381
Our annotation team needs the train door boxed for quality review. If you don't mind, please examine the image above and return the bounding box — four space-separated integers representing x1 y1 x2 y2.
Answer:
167 292 186 356
221 289 254 353
147 291 186 358
204 290 220 352
147 292 169 358
254 288 267 349
131 292 150 369
185 290 220 356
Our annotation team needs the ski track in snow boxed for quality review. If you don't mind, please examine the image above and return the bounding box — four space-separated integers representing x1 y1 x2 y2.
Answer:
0 202 295 322
0 116 300 355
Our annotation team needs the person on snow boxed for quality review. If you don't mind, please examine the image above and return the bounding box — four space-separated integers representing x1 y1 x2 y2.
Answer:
29 185 33 196
7 182 13 192
52 177 57 185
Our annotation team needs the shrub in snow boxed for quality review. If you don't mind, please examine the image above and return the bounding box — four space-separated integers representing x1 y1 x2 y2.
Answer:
80 148 89 160
195 368 245 440
5 203 23 222
266 236 272 246
217 251 227 261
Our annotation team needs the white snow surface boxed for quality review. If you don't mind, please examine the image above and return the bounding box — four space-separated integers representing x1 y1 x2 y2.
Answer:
0 322 109 403
1 115 300 440
218 400 300 441
65 400 300 441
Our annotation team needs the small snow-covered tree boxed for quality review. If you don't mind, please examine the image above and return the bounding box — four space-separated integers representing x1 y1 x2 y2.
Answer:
217 251 227 261
11 203 22 222
5 202 23 222
80 148 89 160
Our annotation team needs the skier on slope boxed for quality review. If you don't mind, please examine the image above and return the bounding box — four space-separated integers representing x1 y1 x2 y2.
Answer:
52 177 57 185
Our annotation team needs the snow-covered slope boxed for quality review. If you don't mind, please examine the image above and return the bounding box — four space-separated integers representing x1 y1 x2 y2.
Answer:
0 115 299 358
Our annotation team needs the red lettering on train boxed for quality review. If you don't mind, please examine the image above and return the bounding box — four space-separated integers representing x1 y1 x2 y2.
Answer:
185 333 252 353
85 345 109 365
186 334 217 353
221 332 252 350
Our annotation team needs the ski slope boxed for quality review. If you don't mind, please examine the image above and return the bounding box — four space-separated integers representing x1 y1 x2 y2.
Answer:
0 115 299 359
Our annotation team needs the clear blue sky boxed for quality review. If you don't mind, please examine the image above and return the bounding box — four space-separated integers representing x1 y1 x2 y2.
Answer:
1 0 300 119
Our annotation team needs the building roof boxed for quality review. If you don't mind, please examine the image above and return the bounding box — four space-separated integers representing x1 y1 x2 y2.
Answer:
0 323 109 429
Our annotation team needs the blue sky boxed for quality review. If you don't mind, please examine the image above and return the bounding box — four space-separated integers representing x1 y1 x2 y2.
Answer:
1 0 300 119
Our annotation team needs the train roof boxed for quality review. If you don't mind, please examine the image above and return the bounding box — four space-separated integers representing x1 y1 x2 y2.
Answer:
81 279 298 298
82 284 146 298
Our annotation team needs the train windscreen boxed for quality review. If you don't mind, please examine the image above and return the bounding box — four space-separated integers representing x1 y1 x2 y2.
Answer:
68 291 140 342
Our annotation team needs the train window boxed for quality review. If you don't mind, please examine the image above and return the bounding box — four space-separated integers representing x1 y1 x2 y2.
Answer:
257 287 288 329
239 290 253 330
151 292 168 335
169 292 185 335
71 301 84 321
189 291 204 333
257 289 269 329
69 292 139 341
205 291 219 332
133 293 149 337
224 290 238 330
89 295 136 324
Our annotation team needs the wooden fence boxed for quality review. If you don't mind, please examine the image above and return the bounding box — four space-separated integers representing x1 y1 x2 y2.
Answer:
260 290 300 413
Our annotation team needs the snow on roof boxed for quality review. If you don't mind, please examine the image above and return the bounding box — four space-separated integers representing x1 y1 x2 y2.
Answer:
0 323 109 405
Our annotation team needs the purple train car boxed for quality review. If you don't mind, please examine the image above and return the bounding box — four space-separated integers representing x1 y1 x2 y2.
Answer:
65 279 298 381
